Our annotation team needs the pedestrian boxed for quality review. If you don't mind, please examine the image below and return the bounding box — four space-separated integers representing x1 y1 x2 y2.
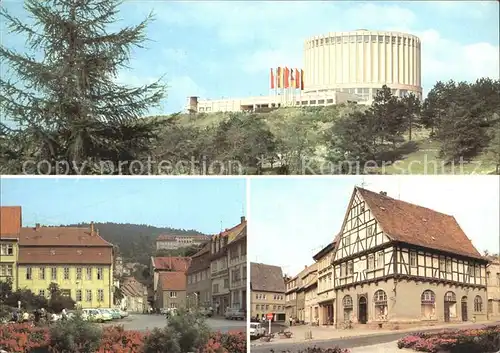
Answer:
22 311 29 323
289 316 293 326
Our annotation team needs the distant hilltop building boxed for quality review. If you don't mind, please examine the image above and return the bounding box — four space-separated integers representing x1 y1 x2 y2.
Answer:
156 234 210 250
187 30 422 113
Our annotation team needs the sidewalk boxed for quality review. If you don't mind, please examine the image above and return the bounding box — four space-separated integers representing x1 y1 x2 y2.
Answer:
251 320 499 347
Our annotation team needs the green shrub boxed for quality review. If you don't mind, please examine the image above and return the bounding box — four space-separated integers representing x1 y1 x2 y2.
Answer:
49 314 102 353
142 308 210 353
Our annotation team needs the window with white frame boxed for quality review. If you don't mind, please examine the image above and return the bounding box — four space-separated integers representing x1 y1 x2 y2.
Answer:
421 290 436 319
374 290 388 320
410 251 417 267
170 291 177 298
377 252 384 268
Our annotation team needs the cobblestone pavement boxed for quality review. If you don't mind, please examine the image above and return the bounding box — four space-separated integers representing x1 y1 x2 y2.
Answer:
103 313 246 333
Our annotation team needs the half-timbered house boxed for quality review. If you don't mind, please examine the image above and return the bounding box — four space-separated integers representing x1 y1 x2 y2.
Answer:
332 187 488 327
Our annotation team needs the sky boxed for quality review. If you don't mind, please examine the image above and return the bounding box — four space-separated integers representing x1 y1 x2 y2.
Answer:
1 1 498 114
0 177 247 234
249 176 500 276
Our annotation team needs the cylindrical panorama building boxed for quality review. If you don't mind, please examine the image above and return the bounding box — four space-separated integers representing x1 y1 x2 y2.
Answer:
303 30 422 102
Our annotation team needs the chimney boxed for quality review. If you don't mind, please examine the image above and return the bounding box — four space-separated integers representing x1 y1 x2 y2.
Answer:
241 216 246 223
380 191 387 196
90 221 94 235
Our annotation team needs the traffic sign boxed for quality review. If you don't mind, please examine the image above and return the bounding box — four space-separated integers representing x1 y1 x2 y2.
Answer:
266 313 273 320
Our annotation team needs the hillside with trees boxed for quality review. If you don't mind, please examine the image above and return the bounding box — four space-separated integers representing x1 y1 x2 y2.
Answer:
63 222 206 265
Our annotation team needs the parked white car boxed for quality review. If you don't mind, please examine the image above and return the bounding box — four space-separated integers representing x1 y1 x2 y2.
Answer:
249 322 266 339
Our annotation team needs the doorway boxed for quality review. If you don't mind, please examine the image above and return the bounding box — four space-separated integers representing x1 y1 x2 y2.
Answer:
358 296 367 324
461 296 468 322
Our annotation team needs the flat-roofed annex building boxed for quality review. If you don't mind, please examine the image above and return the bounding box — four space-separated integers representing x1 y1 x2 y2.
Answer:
251 262 286 322
332 187 488 327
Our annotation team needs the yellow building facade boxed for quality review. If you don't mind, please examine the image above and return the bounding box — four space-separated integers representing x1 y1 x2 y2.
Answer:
17 264 113 309
0 207 115 310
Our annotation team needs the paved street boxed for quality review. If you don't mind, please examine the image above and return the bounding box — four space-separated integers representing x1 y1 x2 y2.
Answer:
103 314 246 333
250 321 499 353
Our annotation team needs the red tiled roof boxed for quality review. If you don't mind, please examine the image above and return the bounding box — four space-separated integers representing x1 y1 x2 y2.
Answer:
18 246 113 264
158 271 186 291
357 187 483 260
19 226 112 247
0 206 21 238
152 256 191 272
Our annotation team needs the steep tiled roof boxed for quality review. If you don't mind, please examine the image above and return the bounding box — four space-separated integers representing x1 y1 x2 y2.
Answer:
251 262 285 293
187 243 210 274
19 226 112 247
17 246 113 264
357 187 484 260
209 218 246 260
0 206 21 238
158 271 186 291
122 277 146 297
313 237 338 261
152 256 191 272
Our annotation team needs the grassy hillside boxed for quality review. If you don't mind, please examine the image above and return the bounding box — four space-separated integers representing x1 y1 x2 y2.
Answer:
64 222 206 265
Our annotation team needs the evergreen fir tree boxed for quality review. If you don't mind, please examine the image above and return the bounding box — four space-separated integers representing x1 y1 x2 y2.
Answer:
0 0 166 174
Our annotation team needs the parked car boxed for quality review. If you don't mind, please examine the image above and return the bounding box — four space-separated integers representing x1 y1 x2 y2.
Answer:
225 308 245 320
103 309 121 320
82 309 105 322
119 309 129 318
249 322 266 339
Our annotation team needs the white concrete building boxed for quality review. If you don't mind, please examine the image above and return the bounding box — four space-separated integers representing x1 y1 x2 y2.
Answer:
186 30 422 113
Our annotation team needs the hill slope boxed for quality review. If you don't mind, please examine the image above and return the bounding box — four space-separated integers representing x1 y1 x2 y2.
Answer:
64 222 206 265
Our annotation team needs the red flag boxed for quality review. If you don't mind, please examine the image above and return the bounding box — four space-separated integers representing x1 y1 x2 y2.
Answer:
277 67 282 89
270 68 275 89
295 68 300 89
290 69 295 88
300 69 304 90
284 67 289 88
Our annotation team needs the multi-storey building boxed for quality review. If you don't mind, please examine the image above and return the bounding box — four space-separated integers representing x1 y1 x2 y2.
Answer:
186 243 212 308
156 271 187 310
285 275 298 321
120 276 147 313
302 264 318 324
295 266 310 323
150 256 191 304
250 262 286 321
18 222 114 308
210 217 246 315
156 234 209 250
332 187 488 327
0 206 21 289
314 240 337 325
486 256 500 320
228 219 247 310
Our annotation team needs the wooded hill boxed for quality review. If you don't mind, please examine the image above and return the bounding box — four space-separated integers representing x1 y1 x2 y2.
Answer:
64 222 206 265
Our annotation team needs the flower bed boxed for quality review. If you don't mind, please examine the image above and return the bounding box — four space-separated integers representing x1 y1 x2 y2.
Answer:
0 323 246 353
397 325 500 353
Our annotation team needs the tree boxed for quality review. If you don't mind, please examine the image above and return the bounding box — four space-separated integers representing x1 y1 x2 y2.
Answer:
329 110 377 173
486 120 500 174
370 85 405 145
48 282 75 312
0 0 166 174
113 285 123 305
0 278 13 302
400 93 421 141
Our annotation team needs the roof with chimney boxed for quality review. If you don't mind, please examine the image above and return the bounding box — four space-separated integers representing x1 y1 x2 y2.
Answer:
151 256 191 272
354 187 484 261
251 262 285 293
158 271 187 291
210 217 246 260
0 206 22 238
19 224 112 247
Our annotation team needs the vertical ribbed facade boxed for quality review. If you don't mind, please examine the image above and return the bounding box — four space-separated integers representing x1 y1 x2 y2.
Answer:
303 30 422 101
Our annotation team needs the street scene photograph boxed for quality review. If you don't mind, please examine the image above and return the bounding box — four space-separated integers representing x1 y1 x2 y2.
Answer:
249 176 500 353
0 177 247 353
0 1 498 175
